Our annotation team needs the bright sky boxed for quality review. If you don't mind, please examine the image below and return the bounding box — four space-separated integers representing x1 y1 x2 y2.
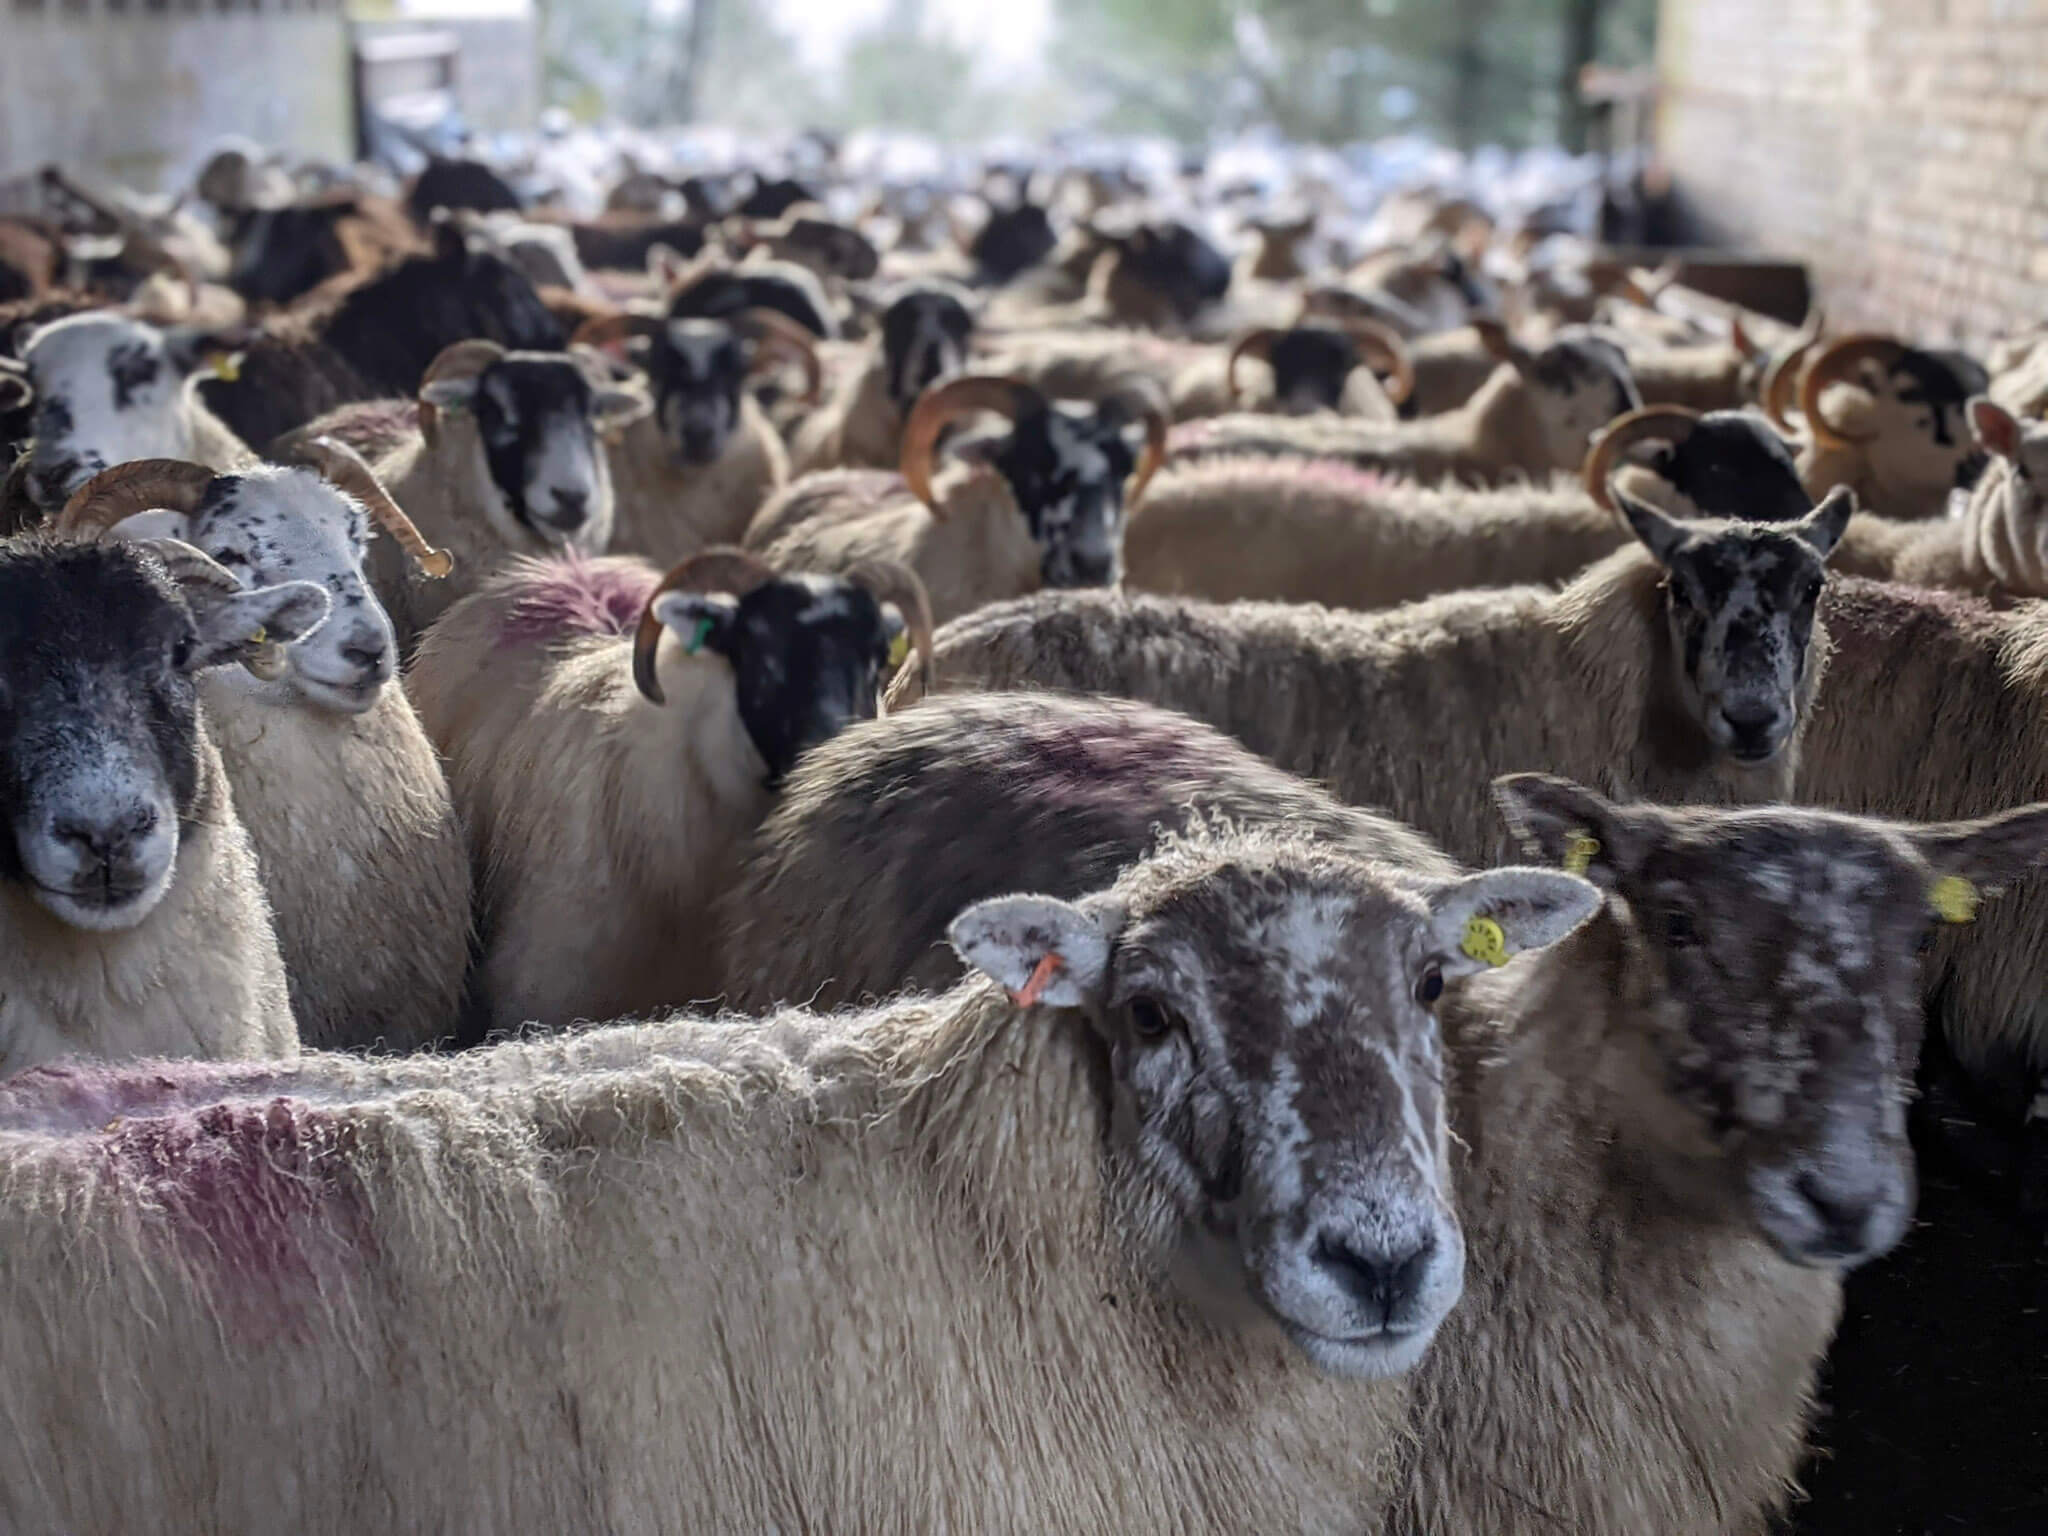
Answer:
769 0 1052 77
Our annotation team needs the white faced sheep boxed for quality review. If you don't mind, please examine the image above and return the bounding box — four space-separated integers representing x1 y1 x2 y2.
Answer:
746 372 1168 625
55 455 472 1054
354 338 651 653
0 828 1590 1532
0 535 328 1074
1791 333 1991 520
896 494 1853 868
407 546 932 1033
1396 775 2048 1534
7 310 255 521
1165 321 1642 488
718 691 1460 1011
572 306 818 566
788 282 974 475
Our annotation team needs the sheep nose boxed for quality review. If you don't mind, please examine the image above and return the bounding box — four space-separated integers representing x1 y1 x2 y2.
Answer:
550 487 589 525
342 637 391 678
1720 701 1787 761
52 804 158 873
1791 1170 1898 1264
1311 1228 1437 1328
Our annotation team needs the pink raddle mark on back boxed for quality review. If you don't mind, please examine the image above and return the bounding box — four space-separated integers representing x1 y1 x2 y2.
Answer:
498 557 662 648
1290 457 1397 496
0 1059 300 1136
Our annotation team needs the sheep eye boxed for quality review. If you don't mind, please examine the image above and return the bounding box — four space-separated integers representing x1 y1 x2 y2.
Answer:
1803 576 1825 606
170 633 193 671
1664 910 1697 947
1415 963 1444 1006
1127 997 1177 1040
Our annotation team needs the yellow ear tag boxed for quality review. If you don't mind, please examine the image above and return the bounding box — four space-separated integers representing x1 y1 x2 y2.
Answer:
1460 915 1509 968
1930 875 1980 926
247 626 267 646
1564 830 1601 876
887 631 911 670
207 351 242 383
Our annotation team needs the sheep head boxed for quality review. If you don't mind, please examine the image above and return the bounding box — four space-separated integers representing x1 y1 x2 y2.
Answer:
1477 320 1644 473
1798 333 1990 510
1227 319 1413 415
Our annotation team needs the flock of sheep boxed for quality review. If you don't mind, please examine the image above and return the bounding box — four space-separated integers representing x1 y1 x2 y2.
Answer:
1 136 2045 1532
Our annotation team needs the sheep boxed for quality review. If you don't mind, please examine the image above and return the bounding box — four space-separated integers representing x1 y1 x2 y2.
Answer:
348 339 651 653
1238 209 1319 282
1164 321 1642 488
1791 333 1990 520
718 691 1459 1011
572 307 816 566
0 820 1584 1533
720 709 2034 1535
56 454 472 1054
0 535 329 1073
408 547 933 1033
6 310 256 523
788 283 974 474
1120 406 1811 608
746 371 1168 625
196 221 567 452
896 490 1854 869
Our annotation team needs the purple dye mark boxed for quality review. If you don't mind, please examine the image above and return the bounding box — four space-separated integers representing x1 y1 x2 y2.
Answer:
97 1097 372 1305
0 1059 297 1136
1009 713 1219 817
498 557 662 648
1289 457 1397 496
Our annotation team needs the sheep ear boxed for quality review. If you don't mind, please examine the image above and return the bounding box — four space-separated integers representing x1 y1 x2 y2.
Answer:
652 591 739 659
1491 772 1635 890
948 893 1120 1009
420 377 482 411
1425 867 1603 978
1730 315 1756 359
591 385 652 433
162 326 239 380
1795 485 1854 559
1908 802 2048 903
108 509 195 545
1473 318 1532 374
1970 396 2022 462
183 576 332 672
1612 482 1690 566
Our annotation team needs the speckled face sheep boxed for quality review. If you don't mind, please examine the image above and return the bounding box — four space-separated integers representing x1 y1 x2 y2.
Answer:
1795 334 1990 519
15 311 248 514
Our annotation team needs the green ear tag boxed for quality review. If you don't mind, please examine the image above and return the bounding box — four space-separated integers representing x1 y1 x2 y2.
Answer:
1563 831 1601 876
887 631 911 670
683 616 714 656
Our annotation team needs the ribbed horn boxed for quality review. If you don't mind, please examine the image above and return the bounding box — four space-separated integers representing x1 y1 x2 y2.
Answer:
1799 333 1909 447
1099 375 1171 509
1581 405 1702 514
1337 315 1415 406
571 311 665 351
898 374 1045 514
1226 329 1284 404
417 338 508 447
294 436 453 579
632 547 779 705
843 557 936 705
734 307 823 403
1761 307 1825 431
57 459 215 539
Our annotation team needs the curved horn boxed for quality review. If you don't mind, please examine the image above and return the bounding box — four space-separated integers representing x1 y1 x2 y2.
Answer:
1761 306 1825 430
1100 376 1170 509
1336 315 1415 407
631 547 779 705
0 360 28 413
57 459 216 539
417 338 509 447
843 557 935 704
570 311 664 351
1799 333 1910 447
1581 405 1702 514
1226 329 1284 404
734 307 823 403
898 374 1044 514
294 436 454 579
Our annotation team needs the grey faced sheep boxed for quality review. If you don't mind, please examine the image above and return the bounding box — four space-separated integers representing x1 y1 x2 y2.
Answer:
788 282 974 475
897 494 1853 868
55 454 472 1054
1165 321 1642 488
357 338 651 653
407 546 932 1033
572 306 816 567
0 826 1585 1532
746 371 1168 625
0 535 327 1073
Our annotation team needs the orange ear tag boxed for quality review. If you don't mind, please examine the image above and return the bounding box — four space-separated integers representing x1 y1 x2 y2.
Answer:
1011 953 1065 1007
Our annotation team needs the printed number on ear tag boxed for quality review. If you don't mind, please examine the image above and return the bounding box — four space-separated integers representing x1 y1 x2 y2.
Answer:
1564 831 1601 876
1460 915 1509 968
887 632 911 670
1930 875 1980 926
683 617 714 656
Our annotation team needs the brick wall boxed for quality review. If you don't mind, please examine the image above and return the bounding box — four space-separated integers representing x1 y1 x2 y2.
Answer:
1658 0 2048 345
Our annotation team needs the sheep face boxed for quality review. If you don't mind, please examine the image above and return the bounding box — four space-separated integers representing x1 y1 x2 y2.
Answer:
648 320 749 468
109 467 397 715
1826 347 1989 499
651 572 903 787
0 539 327 932
1520 330 1643 471
1116 220 1232 322
1654 412 1812 524
18 313 224 515
880 289 972 411
1618 487 1850 766
969 402 1140 590
423 354 640 552
969 203 1057 283
1267 327 1364 414
951 840 1601 1379
1963 398 2048 589
1499 775 2048 1269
